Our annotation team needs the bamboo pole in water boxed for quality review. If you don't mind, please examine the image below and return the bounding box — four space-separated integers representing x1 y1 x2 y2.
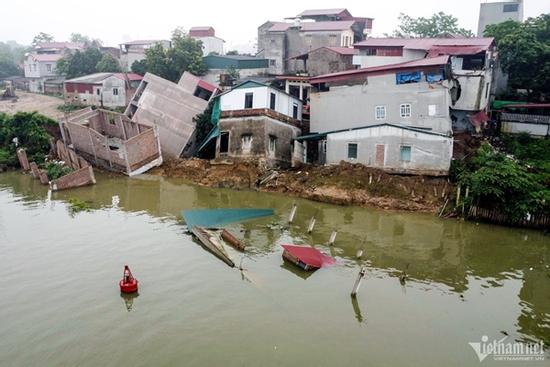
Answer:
328 231 337 246
288 204 297 223
351 266 367 298
307 217 316 233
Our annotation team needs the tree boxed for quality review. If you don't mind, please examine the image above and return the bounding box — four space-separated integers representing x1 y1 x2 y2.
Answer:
131 60 147 76
139 28 208 82
193 102 214 148
32 32 54 47
485 14 550 100
56 48 103 78
95 53 121 72
0 42 26 78
70 33 91 44
392 12 474 38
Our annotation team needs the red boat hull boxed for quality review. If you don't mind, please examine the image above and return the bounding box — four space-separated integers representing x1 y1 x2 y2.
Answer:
119 279 138 293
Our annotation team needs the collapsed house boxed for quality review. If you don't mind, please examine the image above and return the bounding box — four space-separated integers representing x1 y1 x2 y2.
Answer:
302 56 455 176
125 72 218 159
352 37 498 132
59 107 162 176
198 80 303 167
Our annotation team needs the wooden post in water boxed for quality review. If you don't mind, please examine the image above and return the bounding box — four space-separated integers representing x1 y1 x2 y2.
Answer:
456 185 461 208
351 266 367 298
307 217 316 233
328 231 337 246
288 203 297 223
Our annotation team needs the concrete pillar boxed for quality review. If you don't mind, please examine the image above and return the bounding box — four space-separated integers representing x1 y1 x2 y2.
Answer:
299 84 303 101
285 81 290 94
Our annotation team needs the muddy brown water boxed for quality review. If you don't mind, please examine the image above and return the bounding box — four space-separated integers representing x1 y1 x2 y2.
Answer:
0 171 548 366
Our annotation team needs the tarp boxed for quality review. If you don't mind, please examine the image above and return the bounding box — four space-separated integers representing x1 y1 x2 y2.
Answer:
182 208 274 231
396 71 421 84
426 72 444 83
492 100 528 110
197 126 220 153
469 110 490 128
281 244 336 268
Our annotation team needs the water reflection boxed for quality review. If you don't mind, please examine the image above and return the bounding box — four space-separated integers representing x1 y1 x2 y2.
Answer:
1 171 549 347
120 292 139 312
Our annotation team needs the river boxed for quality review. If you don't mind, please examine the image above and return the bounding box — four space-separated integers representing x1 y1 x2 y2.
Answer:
0 171 548 366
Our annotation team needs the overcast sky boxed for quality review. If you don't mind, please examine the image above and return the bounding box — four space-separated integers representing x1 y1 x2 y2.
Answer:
1 0 548 52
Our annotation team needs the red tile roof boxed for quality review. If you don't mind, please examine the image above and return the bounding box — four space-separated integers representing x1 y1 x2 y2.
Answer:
310 55 450 84
30 54 63 62
354 37 494 51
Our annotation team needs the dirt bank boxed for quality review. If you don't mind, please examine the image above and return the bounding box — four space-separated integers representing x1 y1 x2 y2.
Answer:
0 92 63 120
153 159 452 213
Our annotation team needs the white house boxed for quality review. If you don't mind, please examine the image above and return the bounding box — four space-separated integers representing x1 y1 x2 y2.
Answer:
24 42 84 93
300 56 454 175
200 81 303 167
189 27 225 56
64 73 143 108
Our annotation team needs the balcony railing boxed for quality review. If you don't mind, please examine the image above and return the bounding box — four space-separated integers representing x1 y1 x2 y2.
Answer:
501 112 550 124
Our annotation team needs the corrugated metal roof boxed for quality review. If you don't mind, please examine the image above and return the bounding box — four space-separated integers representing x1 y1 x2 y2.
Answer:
36 42 83 50
119 40 168 46
310 55 449 84
65 72 143 84
297 8 349 17
295 123 450 141
354 37 494 51
268 20 356 32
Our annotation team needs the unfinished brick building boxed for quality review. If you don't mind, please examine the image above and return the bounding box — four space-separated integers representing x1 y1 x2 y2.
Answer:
59 107 162 176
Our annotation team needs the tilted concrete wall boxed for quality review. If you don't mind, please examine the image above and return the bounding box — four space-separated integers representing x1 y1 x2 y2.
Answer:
126 73 209 158
325 125 452 176
310 73 453 135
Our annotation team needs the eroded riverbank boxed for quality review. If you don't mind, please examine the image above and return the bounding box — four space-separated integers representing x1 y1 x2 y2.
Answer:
154 159 451 213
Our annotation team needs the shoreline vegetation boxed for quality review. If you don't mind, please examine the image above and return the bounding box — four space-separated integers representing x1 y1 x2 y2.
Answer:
1 110 549 229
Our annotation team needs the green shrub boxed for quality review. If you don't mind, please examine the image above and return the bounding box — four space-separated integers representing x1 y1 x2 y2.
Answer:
44 161 73 180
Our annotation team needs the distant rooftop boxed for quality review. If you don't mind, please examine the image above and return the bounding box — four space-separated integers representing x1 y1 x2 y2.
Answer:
269 20 357 32
354 37 494 51
36 42 84 50
203 54 268 69
65 73 143 84
29 53 64 62
190 26 216 38
297 8 350 17
119 40 169 46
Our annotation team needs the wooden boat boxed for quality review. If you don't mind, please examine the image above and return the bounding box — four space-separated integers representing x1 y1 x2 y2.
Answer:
192 225 235 267
281 244 336 272
221 229 246 251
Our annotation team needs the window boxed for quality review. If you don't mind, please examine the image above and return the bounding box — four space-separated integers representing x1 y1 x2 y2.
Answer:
113 88 119 96
428 104 437 116
108 115 116 125
46 64 52 72
268 135 277 155
219 132 229 154
347 143 358 159
375 105 386 120
503 3 518 12
244 92 253 108
270 93 276 110
400 103 411 118
269 59 276 67
400 146 411 162
241 134 253 154
96 89 101 96
241 134 252 154
292 103 299 119
329 34 338 46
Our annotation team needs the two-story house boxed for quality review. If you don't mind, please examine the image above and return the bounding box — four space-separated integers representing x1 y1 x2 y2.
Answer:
200 81 303 167
300 56 456 176
24 42 83 93
257 8 373 76
189 27 225 56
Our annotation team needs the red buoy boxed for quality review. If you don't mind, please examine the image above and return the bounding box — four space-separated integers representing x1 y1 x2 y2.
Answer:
119 265 138 293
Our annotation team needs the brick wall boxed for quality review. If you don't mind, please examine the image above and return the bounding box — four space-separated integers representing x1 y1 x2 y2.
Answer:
50 166 96 191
